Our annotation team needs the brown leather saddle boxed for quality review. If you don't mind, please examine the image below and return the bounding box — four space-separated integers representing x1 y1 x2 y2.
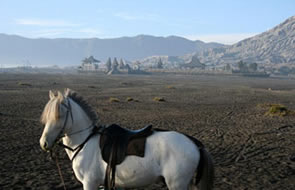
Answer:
99 124 153 190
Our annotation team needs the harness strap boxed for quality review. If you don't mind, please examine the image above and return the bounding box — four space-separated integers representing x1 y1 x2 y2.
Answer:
57 141 76 152
105 142 115 190
58 125 105 161
61 102 73 124
56 101 73 142
60 125 94 138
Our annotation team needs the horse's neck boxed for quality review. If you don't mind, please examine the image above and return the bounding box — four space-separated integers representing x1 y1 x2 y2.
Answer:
62 101 94 159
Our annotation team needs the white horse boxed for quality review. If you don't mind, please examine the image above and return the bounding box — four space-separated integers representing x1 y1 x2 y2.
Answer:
40 89 214 190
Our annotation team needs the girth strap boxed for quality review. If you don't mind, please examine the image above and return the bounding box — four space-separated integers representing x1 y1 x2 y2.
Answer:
101 124 153 190
105 142 116 190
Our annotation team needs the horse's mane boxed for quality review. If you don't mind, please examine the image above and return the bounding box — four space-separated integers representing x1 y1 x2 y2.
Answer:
40 89 98 124
65 89 98 124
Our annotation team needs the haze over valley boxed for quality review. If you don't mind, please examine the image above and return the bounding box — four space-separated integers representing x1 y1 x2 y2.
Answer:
0 34 223 67
0 15 294 73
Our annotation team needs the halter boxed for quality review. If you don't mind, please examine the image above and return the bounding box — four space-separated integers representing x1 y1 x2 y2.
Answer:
50 98 104 190
55 98 94 142
53 98 105 161
55 99 74 142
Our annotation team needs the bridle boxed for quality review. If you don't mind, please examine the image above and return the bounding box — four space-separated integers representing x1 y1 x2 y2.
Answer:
55 99 74 142
56 98 95 142
53 98 104 161
49 98 104 190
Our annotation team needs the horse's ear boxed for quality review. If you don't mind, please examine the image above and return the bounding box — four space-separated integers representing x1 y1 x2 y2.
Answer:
64 88 71 97
49 90 55 100
57 91 64 100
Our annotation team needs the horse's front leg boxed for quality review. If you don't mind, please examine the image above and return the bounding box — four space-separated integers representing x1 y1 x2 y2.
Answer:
83 181 98 190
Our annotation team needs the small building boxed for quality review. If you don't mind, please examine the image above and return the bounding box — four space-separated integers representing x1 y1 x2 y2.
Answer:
78 56 100 71
181 56 205 69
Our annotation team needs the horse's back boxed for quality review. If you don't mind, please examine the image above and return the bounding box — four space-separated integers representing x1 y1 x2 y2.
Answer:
115 130 201 188
147 131 200 170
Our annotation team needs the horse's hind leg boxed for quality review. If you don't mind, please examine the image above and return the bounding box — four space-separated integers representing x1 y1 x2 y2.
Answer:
188 181 198 190
162 163 196 190
164 175 192 190
165 181 190 190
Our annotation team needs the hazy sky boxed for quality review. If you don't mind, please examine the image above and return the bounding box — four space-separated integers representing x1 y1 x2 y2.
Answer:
1 0 294 44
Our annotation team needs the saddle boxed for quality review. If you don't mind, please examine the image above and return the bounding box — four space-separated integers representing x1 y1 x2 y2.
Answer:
99 124 153 190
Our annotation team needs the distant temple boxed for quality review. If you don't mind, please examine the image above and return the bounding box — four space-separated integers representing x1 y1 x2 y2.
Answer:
78 56 100 71
106 58 148 75
181 56 205 69
107 57 121 75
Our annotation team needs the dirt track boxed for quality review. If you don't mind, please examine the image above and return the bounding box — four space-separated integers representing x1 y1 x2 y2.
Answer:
0 73 294 190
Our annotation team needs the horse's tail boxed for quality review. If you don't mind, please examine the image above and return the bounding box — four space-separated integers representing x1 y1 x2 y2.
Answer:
195 148 214 190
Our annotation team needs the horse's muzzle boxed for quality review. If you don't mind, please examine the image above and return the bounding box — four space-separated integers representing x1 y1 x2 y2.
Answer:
40 139 52 152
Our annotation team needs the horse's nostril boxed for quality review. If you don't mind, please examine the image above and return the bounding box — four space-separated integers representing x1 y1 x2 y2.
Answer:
44 141 48 149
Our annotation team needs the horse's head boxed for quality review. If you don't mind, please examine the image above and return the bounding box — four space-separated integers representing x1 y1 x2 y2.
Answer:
39 89 73 151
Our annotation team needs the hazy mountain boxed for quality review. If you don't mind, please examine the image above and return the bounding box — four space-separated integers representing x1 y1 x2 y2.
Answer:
195 16 295 66
0 34 224 67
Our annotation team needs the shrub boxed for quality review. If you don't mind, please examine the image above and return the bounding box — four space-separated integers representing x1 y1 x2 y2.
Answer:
17 82 32 86
265 104 294 116
109 97 120 103
166 85 176 89
153 97 165 102
126 97 134 102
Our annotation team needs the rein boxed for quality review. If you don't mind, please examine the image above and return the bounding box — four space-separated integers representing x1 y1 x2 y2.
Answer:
50 99 74 190
50 151 67 190
52 126 104 190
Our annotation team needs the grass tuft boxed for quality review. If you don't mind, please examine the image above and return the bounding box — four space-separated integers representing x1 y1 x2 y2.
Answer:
17 82 32 86
166 85 176 89
153 97 166 102
109 97 120 103
264 104 295 117
126 97 134 102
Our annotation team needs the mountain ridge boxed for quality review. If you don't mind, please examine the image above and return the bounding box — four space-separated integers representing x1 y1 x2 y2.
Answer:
0 33 224 66
194 15 295 66
1 15 294 68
